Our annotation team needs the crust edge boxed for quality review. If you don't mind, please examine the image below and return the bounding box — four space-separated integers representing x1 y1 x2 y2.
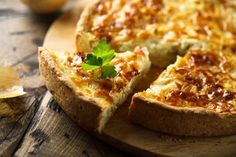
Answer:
129 94 236 137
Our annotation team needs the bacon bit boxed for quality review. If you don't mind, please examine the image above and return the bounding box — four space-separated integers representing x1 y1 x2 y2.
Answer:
112 80 125 93
219 60 231 72
99 34 112 42
95 90 113 102
141 0 163 7
95 3 107 15
134 47 146 56
67 56 73 62
223 91 235 101
190 53 214 66
184 75 201 86
217 102 232 113
174 67 189 74
232 47 236 54
76 51 86 58
139 31 150 40
150 16 158 24
208 103 217 110
91 25 103 32
124 70 139 80
113 22 123 30
172 91 198 102
97 80 113 91
125 29 135 38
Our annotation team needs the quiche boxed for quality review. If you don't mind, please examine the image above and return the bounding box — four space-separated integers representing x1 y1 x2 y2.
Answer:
39 46 150 132
40 0 236 136
76 0 236 67
129 47 236 136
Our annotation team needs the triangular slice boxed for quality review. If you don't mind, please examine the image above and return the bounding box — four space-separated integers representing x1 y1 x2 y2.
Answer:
129 48 236 136
39 46 150 133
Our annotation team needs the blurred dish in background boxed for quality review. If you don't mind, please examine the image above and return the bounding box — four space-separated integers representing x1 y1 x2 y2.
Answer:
21 0 68 14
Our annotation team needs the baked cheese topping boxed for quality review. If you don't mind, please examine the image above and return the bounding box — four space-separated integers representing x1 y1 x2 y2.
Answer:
87 0 236 52
141 48 236 113
50 47 150 106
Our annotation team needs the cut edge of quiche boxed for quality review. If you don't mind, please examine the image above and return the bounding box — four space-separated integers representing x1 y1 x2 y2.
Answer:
129 48 236 136
39 46 151 133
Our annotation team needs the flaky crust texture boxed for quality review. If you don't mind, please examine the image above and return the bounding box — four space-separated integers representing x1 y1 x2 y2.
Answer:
38 47 104 133
129 94 236 137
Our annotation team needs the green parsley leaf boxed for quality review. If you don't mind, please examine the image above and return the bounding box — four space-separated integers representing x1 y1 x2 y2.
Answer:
101 66 117 79
81 64 99 71
81 40 118 79
93 40 116 65
85 54 103 66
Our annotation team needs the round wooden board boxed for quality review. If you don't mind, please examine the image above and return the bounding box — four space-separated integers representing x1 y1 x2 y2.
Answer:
43 1 236 157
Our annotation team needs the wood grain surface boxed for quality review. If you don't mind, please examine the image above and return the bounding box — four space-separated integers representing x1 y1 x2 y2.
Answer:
0 0 131 157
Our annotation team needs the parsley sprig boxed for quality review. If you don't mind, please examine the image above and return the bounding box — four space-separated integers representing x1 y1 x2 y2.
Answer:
81 41 118 79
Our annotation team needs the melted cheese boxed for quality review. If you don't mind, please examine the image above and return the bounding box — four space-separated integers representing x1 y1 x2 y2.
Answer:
84 0 236 66
141 48 236 113
50 47 150 106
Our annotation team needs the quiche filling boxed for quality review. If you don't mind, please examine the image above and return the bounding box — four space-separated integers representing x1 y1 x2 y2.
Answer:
49 47 150 106
140 48 236 113
84 0 236 67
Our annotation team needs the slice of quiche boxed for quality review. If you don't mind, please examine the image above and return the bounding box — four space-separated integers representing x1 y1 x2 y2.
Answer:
129 48 236 136
39 45 151 133
76 0 236 67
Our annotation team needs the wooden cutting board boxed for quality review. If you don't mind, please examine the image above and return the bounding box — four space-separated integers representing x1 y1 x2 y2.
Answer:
43 1 236 156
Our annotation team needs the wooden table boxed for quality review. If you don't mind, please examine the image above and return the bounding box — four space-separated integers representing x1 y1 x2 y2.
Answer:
0 0 131 156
